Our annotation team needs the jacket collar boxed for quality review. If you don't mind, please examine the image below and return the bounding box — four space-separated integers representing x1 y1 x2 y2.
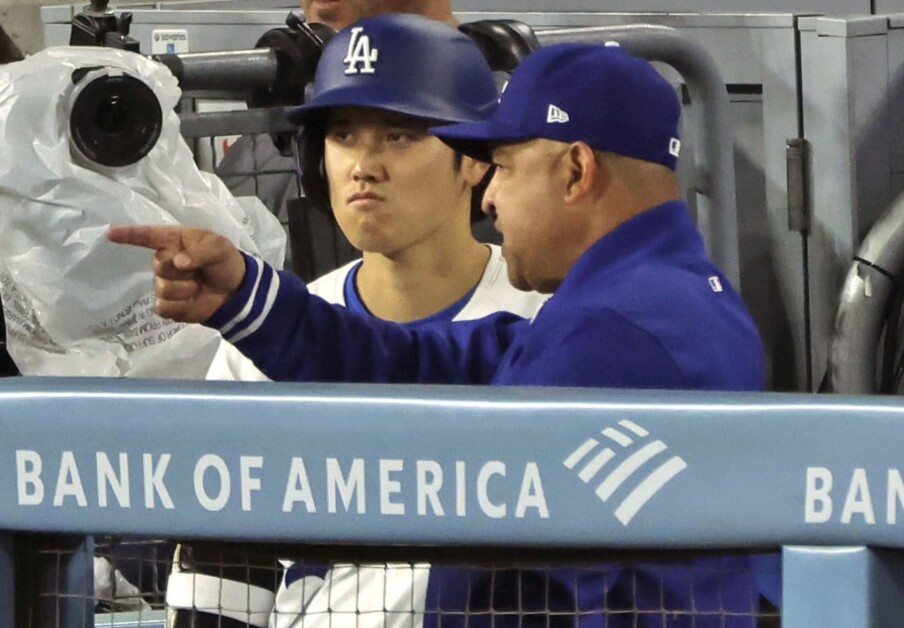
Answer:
555 200 704 297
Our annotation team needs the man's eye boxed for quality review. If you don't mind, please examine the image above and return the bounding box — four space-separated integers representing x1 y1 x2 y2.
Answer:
327 128 351 142
388 130 425 143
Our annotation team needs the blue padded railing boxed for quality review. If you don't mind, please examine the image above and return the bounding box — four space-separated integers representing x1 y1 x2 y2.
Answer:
2 377 904 626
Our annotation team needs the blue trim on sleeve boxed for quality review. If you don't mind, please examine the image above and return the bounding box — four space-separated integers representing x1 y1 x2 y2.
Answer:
284 561 330 587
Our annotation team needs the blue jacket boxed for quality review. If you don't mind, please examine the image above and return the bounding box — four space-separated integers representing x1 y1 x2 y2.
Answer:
208 200 766 628
210 201 763 392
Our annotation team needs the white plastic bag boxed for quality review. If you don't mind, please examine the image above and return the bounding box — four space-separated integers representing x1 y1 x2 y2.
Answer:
0 46 285 379
94 556 152 612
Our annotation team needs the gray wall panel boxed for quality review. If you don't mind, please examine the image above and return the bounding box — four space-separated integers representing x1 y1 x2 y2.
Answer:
42 0 877 12
458 13 779 85
887 25 904 185
801 21 894 389
875 0 904 12
800 25 855 392
451 0 870 12
760 24 809 391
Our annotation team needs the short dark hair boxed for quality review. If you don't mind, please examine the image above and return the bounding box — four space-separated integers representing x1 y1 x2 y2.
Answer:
298 123 484 224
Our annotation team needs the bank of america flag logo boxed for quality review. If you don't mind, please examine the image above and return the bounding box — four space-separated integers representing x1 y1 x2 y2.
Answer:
563 420 687 526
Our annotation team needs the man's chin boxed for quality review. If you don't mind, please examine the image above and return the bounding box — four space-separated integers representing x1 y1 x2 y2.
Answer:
505 267 532 293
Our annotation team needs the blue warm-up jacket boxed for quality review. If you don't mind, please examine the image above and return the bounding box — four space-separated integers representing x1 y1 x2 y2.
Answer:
209 201 763 392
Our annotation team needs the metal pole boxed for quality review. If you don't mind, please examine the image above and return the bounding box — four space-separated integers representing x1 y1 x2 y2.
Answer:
29 534 95 628
154 49 280 92
828 191 904 394
0 533 13 627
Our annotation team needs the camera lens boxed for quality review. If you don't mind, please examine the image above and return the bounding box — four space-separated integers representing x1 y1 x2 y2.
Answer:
69 69 163 168
96 96 129 135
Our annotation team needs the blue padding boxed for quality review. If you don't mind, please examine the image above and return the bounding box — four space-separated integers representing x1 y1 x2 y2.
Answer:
781 546 904 628
0 377 904 548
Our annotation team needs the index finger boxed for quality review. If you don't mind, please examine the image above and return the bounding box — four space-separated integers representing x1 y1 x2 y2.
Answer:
107 224 184 252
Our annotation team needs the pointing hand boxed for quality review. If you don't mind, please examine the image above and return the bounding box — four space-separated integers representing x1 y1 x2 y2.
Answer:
107 225 246 324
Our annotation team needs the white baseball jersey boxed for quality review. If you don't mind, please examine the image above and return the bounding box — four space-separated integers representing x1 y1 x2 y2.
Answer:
270 244 545 628
307 244 544 322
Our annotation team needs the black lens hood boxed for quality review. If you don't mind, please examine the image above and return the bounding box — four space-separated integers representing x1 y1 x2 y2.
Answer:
69 68 162 168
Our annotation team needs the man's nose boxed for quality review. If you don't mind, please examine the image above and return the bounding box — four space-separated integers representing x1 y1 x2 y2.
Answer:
351 142 384 182
481 167 498 218
352 162 378 182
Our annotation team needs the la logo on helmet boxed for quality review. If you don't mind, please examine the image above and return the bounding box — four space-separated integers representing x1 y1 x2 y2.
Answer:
343 27 379 75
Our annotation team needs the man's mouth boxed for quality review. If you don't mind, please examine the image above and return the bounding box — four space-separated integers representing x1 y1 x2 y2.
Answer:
348 191 384 204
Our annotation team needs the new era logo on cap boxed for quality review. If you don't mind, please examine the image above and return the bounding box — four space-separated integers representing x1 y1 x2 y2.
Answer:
669 137 681 158
547 104 570 124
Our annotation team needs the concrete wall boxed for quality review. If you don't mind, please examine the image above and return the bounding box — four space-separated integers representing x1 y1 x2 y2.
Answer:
1 2 47 54
16 0 904 56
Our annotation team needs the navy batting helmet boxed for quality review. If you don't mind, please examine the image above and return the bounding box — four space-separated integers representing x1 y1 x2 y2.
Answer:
290 13 499 218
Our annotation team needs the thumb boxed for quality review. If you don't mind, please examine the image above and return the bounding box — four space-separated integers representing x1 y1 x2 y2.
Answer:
170 228 237 272
173 228 247 295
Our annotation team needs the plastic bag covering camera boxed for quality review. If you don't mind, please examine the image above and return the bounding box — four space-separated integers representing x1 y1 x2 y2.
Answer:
0 47 286 379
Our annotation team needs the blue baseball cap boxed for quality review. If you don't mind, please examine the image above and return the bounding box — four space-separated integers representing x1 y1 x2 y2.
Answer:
431 43 682 170
288 14 498 125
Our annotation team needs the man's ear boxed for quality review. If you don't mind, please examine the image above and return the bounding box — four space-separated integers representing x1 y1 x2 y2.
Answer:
563 141 602 203
462 156 491 187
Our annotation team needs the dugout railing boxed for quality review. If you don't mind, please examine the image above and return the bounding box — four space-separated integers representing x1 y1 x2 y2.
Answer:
2 377 904 626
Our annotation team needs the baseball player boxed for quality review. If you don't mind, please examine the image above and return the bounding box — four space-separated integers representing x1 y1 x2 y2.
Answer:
110 42 765 628
167 13 543 628
274 14 545 628
274 14 546 627
298 15 543 324
217 0 461 278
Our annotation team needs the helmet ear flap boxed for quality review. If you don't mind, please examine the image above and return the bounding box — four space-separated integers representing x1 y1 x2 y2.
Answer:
298 123 334 221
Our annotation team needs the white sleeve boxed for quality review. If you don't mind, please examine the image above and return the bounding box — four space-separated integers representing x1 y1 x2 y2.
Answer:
271 563 429 628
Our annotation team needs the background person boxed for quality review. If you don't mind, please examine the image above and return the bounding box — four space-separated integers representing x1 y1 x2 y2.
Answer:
110 42 765 627
302 0 456 27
